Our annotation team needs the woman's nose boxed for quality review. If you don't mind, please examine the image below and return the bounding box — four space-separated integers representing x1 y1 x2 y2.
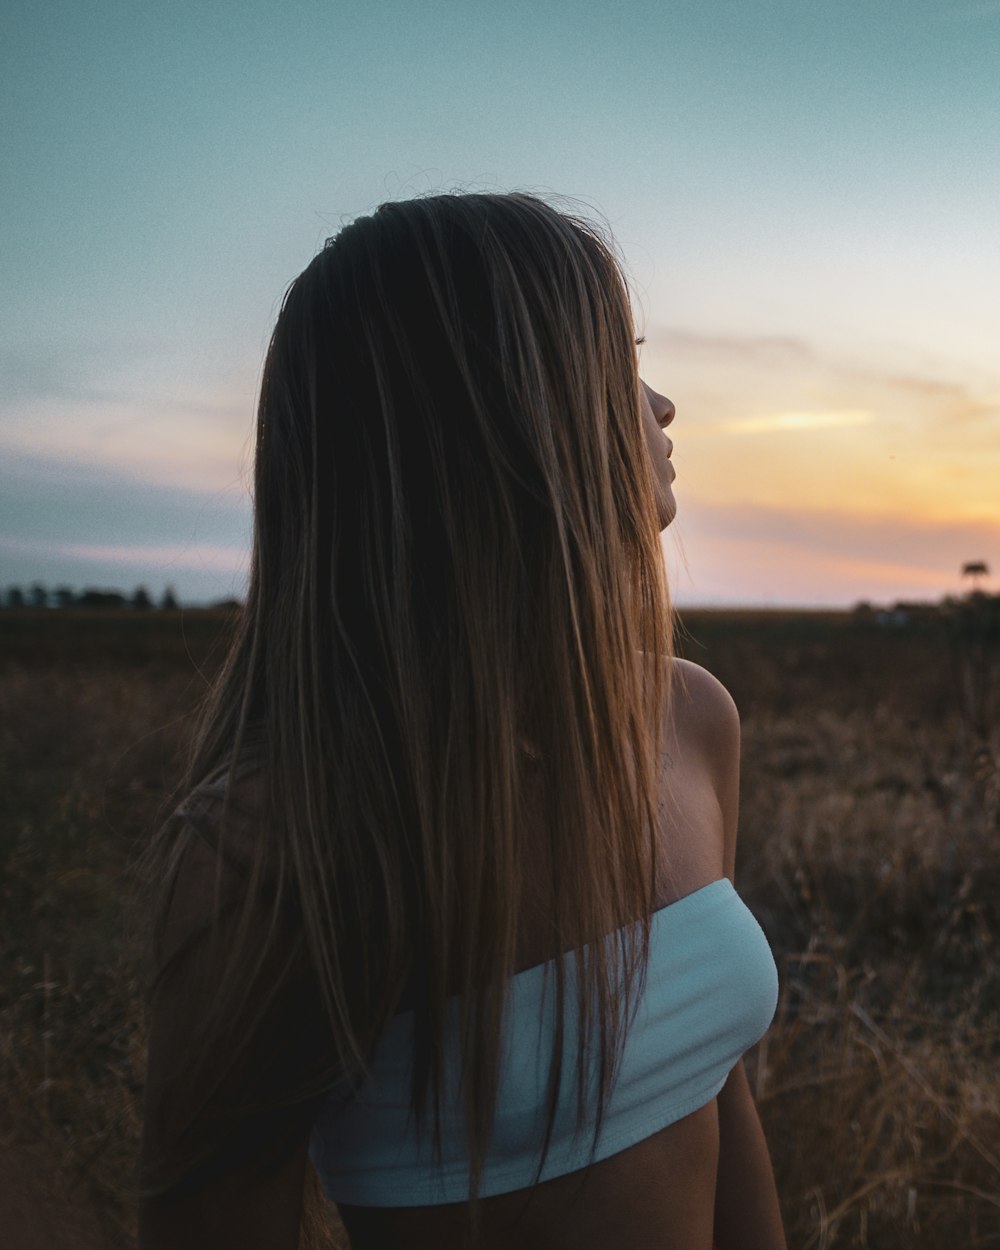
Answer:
648 388 675 428
641 379 675 428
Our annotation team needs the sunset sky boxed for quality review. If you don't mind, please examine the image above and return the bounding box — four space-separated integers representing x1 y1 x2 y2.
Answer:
3 0 999 607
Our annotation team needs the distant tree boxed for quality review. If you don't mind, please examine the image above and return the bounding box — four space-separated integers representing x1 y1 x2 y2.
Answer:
160 585 180 611
851 600 875 624
53 586 77 609
132 585 153 611
5 586 26 609
961 560 989 593
209 596 243 613
78 588 127 609
29 582 49 609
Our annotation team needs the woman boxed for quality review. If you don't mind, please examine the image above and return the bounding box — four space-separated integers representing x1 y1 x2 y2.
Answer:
136 191 785 1249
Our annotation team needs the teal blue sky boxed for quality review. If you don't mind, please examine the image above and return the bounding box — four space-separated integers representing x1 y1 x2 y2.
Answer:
3 0 999 606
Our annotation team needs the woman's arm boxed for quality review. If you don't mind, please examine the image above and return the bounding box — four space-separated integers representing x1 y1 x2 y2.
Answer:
713 1059 786 1250
138 1137 312 1250
676 659 786 1250
137 832 324 1250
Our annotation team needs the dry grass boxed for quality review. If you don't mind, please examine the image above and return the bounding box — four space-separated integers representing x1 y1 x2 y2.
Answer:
683 606 1000 1248
1 605 998 1248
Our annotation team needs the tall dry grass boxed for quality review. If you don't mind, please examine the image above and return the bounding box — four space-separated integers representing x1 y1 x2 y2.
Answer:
684 605 1000 1248
0 605 997 1248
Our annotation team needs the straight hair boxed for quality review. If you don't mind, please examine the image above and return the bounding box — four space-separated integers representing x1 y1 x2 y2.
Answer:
134 190 674 1241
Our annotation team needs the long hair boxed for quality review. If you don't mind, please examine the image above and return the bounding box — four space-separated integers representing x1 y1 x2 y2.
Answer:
134 190 674 1236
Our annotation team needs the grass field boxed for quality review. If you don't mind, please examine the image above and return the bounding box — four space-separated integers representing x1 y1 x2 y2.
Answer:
1 604 998 1248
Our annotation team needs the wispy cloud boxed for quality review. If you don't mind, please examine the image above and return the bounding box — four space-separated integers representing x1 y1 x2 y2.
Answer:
0 445 250 601
0 334 256 497
683 498 1000 569
719 410 873 434
0 447 251 551
651 325 1000 414
665 499 1000 606
651 328 816 364
0 341 152 406
1 391 252 494
1 340 250 420
642 321 1000 537
0 535 247 574
874 373 1000 426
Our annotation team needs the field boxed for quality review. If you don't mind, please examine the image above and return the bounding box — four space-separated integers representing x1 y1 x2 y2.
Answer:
1 604 998 1248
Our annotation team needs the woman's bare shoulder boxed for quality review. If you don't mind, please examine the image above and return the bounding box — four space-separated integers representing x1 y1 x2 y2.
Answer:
635 651 739 764
669 659 741 876
669 658 740 735
179 769 266 862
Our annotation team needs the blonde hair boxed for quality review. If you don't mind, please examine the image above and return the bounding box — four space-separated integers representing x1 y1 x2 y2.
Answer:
136 190 673 1239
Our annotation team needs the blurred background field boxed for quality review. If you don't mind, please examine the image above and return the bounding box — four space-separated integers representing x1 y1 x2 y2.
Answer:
1 604 998 1249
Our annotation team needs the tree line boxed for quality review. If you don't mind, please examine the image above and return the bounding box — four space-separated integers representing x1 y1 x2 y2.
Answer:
4 560 991 615
1 584 184 610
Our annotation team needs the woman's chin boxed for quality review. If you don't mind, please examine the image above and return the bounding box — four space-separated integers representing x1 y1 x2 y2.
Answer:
658 488 677 531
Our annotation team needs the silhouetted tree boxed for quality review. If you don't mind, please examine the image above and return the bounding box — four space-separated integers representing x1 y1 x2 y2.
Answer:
5 586 26 609
160 585 180 611
78 588 127 609
961 560 989 593
132 585 153 611
53 586 76 609
29 583 49 609
852 600 875 624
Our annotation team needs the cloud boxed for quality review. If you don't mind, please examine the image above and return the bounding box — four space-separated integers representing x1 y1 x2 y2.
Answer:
645 325 1000 451
0 334 256 499
0 448 252 602
0 535 247 575
0 340 250 420
0 340 156 406
0 446 251 552
719 410 873 434
681 498 1000 571
662 498 1000 607
874 373 1000 426
651 328 816 364
1 389 253 495
652 324 999 402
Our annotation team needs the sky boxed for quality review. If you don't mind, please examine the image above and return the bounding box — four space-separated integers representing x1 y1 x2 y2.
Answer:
3 0 999 608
